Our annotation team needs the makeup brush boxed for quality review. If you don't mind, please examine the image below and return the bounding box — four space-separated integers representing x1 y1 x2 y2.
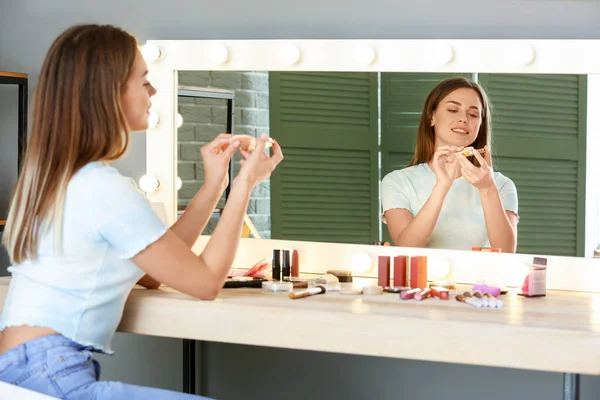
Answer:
456 293 482 308
289 285 327 299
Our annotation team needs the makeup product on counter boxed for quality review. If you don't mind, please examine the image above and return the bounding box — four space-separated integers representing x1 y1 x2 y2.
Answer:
292 281 308 289
429 281 457 290
483 293 503 308
289 285 326 299
378 256 391 288
414 288 431 301
393 256 409 287
291 250 300 277
430 286 449 300
471 283 501 297
473 292 503 308
282 250 291 280
228 258 271 278
272 249 281 281
309 274 340 292
462 292 483 307
410 256 427 289
262 280 293 292
362 285 383 295
455 294 481 308
340 286 362 295
519 257 547 297
223 277 267 288
326 270 353 283
472 291 488 307
400 288 420 300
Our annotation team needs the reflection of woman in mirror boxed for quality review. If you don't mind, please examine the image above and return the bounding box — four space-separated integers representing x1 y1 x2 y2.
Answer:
0 24 282 399
381 77 518 252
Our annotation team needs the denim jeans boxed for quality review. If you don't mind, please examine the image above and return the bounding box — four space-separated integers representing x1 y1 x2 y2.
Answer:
0 334 212 400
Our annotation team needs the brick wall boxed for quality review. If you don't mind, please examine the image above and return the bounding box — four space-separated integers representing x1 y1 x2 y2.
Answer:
177 71 271 238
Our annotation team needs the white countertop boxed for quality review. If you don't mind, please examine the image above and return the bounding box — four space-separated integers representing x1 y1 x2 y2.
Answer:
1 277 599 375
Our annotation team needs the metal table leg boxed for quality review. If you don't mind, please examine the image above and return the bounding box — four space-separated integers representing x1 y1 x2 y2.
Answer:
563 373 580 400
183 339 196 394
199 341 208 396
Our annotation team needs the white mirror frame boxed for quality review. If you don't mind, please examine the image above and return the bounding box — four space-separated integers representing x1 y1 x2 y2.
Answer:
144 39 600 226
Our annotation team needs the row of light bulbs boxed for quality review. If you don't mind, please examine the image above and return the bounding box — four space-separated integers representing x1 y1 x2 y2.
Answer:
148 112 183 130
139 111 184 194
138 39 538 194
140 42 537 66
139 173 182 194
141 42 384 66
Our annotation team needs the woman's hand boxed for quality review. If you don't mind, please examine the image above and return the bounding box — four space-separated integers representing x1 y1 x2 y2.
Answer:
237 134 284 188
457 145 495 190
431 145 463 189
201 133 241 191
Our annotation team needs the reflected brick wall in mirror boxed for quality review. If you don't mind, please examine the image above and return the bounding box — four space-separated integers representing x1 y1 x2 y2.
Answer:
177 71 271 238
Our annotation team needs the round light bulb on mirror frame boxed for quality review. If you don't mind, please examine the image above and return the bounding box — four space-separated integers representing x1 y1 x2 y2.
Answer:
355 46 377 65
280 43 301 66
427 256 451 280
351 252 373 274
208 44 229 64
515 44 535 65
148 111 160 128
140 43 162 63
176 176 182 191
176 113 183 128
434 43 454 64
139 174 160 194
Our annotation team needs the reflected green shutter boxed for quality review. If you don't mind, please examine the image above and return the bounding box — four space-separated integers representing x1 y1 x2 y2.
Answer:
269 72 379 244
478 74 587 256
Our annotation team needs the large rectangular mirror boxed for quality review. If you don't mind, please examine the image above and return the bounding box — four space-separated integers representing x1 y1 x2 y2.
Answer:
174 70 597 258
143 40 600 259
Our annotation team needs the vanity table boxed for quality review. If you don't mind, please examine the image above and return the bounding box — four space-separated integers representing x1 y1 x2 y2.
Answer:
0 274 591 400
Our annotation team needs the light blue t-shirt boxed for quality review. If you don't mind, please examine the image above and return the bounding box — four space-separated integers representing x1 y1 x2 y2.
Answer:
0 162 168 354
381 163 518 251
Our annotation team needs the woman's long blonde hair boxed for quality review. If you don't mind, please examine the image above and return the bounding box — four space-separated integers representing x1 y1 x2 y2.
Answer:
408 77 492 167
3 24 138 264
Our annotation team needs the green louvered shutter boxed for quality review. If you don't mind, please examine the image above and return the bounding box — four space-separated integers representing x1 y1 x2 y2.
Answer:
269 72 379 244
478 74 587 256
380 73 473 242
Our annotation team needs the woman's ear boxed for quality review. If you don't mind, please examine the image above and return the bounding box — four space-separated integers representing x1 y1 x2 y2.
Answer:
430 115 435 127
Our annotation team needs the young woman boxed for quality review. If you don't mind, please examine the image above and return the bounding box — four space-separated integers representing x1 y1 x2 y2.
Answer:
381 77 518 252
0 24 282 399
